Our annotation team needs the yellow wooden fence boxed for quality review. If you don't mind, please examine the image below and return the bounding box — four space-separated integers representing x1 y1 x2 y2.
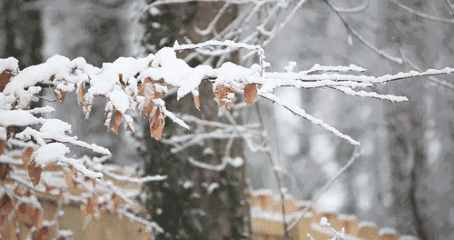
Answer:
3 188 416 240
249 190 417 240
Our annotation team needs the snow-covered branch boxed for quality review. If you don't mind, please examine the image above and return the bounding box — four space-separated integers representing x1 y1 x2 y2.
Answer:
1 39 454 239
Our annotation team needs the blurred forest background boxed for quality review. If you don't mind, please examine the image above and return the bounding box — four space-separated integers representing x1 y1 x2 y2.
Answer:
1 0 454 239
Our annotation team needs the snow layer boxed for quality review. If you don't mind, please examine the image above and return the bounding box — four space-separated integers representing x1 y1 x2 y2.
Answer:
40 119 72 136
216 62 259 86
89 55 153 96
33 143 70 166
109 86 130 113
154 47 214 99
0 110 42 127
0 57 19 73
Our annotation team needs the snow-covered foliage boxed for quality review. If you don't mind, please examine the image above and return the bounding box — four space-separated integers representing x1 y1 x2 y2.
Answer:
1 39 454 239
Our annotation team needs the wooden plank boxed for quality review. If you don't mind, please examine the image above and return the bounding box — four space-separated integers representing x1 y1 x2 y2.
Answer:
313 211 341 230
252 218 284 237
289 213 312 240
270 197 299 214
258 194 274 211
309 223 332 240
379 228 398 240
380 233 399 240
38 201 151 240
357 222 379 240
338 214 359 235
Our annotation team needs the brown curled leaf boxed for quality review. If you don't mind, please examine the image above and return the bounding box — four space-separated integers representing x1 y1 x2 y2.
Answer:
33 226 50 240
54 89 66 103
0 194 14 217
0 70 12 92
22 147 33 166
143 100 155 118
27 162 42 186
0 140 5 156
244 83 257 104
149 108 165 141
0 164 10 181
111 111 122 135
45 163 61 171
112 193 124 210
214 84 234 109
64 168 81 195
84 195 98 216
118 73 126 86
78 83 86 105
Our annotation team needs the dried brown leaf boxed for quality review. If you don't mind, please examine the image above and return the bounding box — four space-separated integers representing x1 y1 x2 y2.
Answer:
31 207 44 228
0 163 10 181
0 194 14 217
0 140 5 156
0 70 12 92
22 147 33 166
82 103 92 115
244 83 257 104
27 162 42 186
54 89 65 103
78 84 86 105
143 100 155 118
44 163 61 171
33 226 50 240
214 85 234 108
64 169 74 188
149 108 165 141
64 169 81 195
84 196 98 216
118 73 126 86
16 203 32 227
111 111 122 135
111 194 124 210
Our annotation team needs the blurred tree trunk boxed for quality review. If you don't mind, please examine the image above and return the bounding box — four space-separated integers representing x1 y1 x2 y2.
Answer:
0 0 43 110
384 100 426 237
398 2 454 239
0 0 43 66
380 1 444 239
140 2 249 240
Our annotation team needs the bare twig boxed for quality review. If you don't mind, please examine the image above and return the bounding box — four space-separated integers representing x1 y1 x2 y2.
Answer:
322 0 403 64
389 0 454 24
255 104 290 239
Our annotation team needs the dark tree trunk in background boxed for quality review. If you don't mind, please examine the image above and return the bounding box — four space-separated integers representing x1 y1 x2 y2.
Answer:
140 2 249 239
385 101 426 237
0 0 43 66
381 0 426 236
380 1 454 239
399 2 454 239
